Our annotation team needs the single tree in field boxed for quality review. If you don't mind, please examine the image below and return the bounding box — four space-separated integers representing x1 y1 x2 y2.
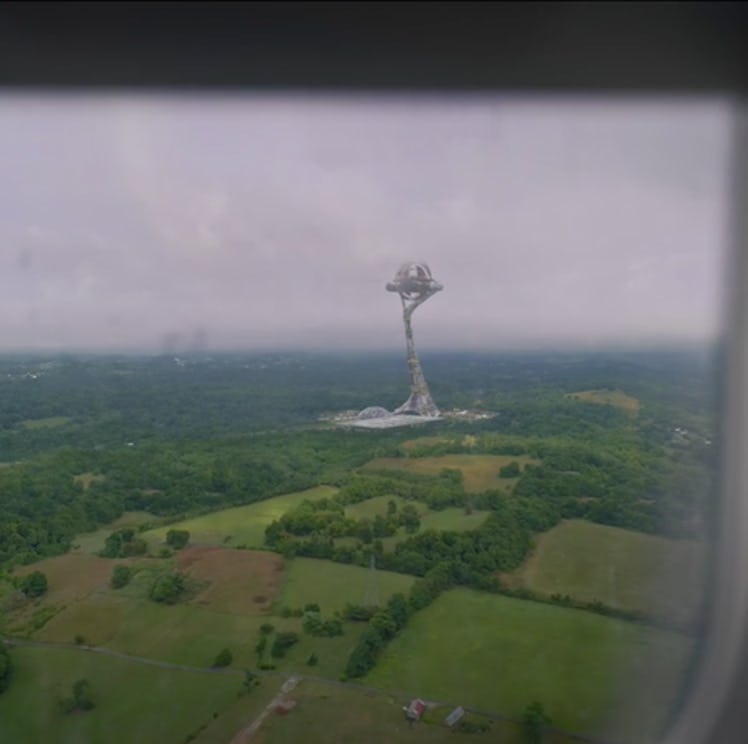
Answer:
20 571 48 598
110 565 132 589
61 678 95 713
243 669 259 691
213 648 233 668
522 701 551 744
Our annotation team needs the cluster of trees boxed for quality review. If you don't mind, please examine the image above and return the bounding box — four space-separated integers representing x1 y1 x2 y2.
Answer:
166 529 190 550
101 529 147 559
270 494 560 587
265 497 422 549
0 350 715 572
302 605 344 637
0 427 399 571
149 572 185 604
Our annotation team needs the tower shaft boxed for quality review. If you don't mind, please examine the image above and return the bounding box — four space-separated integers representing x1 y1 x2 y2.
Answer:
394 301 440 417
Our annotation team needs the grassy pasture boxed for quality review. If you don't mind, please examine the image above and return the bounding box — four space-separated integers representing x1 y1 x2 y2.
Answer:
278 558 415 615
254 679 564 744
361 454 536 493
35 594 365 682
0 646 251 744
366 588 692 742
565 389 640 415
503 519 706 627
141 485 338 549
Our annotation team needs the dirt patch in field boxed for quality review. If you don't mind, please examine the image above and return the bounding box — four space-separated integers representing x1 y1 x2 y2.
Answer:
178 546 285 615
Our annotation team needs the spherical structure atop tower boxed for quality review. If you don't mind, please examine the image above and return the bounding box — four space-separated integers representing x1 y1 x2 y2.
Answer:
386 262 444 301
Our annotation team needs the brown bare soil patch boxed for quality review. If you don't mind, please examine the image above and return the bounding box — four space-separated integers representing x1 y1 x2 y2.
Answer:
178 547 285 615
14 553 118 603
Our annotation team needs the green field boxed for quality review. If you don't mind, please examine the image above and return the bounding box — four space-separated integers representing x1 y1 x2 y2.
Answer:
279 558 415 614
505 520 706 627
141 486 338 549
361 454 536 493
32 591 363 682
0 646 257 744
366 588 693 742
254 678 580 744
16 554 413 682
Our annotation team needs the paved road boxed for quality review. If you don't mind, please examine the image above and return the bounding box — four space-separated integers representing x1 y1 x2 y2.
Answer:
2 636 609 744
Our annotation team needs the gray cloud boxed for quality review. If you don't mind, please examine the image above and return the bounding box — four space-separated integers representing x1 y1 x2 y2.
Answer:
0 94 731 352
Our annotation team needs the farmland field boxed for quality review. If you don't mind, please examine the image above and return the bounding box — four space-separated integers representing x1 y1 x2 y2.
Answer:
361 454 537 493
278 558 415 614
366 588 692 742
0 645 256 744
177 545 285 615
253 678 581 744
7 552 395 681
141 485 338 549
503 519 706 627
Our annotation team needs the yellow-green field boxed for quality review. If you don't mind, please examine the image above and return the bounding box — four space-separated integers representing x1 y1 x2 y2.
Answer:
141 486 338 549
503 520 706 627
565 389 640 415
361 454 537 493
366 588 693 742
19 416 71 429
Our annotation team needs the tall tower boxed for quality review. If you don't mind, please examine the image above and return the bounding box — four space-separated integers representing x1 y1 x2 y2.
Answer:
386 262 443 417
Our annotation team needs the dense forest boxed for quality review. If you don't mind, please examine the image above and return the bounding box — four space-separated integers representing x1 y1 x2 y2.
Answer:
0 349 718 570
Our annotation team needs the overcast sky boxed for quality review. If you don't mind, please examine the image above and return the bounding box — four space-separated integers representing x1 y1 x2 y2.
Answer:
0 94 732 353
